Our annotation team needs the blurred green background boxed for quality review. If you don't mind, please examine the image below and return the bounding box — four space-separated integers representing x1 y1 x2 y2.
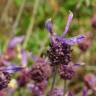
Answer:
0 0 96 96
0 0 95 54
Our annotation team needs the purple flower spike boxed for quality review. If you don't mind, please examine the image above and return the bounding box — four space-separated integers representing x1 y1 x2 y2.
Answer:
62 11 73 37
46 12 85 69
0 65 23 73
82 87 88 96
8 36 24 48
64 35 85 45
21 49 27 67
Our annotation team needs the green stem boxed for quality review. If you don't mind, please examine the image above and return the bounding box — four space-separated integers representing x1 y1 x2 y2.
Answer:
12 0 26 35
51 66 57 91
63 80 67 96
23 0 39 48
38 36 48 56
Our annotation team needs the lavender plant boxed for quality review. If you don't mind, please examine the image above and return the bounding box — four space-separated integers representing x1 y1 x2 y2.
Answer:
45 11 85 95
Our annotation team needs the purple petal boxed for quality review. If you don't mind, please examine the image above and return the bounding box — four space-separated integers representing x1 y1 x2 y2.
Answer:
64 35 85 45
73 64 80 67
62 11 73 37
50 37 58 46
8 36 24 48
72 64 81 69
50 35 62 46
45 19 56 45
45 18 53 35
82 87 88 96
68 62 80 69
21 49 27 67
29 53 46 64
0 65 23 73
29 52 39 62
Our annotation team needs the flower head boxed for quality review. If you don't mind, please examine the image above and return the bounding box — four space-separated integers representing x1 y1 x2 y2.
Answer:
29 58 52 83
59 64 75 80
47 42 72 66
45 12 84 66
0 72 11 90
0 64 23 90
78 32 92 52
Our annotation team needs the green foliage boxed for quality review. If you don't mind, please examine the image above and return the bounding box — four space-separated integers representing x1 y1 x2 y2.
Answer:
15 0 24 6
